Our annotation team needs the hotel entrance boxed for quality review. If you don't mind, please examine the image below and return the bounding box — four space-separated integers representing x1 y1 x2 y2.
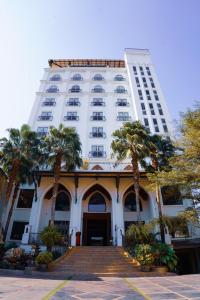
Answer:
82 212 111 246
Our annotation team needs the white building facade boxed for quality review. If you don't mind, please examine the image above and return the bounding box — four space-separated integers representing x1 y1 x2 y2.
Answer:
2 49 193 248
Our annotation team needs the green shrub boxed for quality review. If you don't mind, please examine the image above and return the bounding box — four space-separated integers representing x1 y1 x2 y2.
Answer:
35 252 53 265
125 223 156 249
40 226 62 251
151 243 178 271
135 244 154 266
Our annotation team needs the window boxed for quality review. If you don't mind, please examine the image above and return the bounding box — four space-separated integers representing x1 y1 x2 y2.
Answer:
92 85 104 93
54 221 69 235
141 103 146 115
42 98 56 106
133 66 137 75
38 112 53 121
138 89 143 100
139 66 144 76
64 112 79 121
153 118 159 132
91 98 105 106
90 112 105 121
144 118 150 132
88 192 106 212
72 74 82 81
93 74 104 81
46 85 59 93
37 127 48 137
161 186 183 205
146 66 151 76
50 74 61 81
161 119 168 133
115 86 126 93
149 103 155 115
116 99 128 106
153 90 159 101
17 189 34 208
145 90 151 100
10 221 28 240
89 145 106 157
124 192 142 212
157 103 163 115
114 74 125 81
135 77 140 87
149 77 155 88
90 127 105 138
117 112 130 121
67 98 80 106
142 77 148 88
70 85 81 93
55 191 70 211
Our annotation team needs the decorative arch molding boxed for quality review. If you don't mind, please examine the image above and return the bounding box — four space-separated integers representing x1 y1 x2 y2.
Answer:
82 184 112 202
44 183 71 200
91 165 104 170
123 184 149 202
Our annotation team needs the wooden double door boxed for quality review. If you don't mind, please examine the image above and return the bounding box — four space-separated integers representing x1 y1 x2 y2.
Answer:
82 213 111 246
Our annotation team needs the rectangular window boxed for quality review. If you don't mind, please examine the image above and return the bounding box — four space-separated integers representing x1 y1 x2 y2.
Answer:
142 77 148 88
141 103 146 115
38 112 53 121
153 118 159 132
135 77 140 87
138 89 143 100
149 103 155 115
145 90 151 100
144 118 149 126
37 127 48 136
64 112 79 121
117 112 130 121
116 98 128 106
157 103 163 115
91 127 104 138
149 77 155 88
161 119 168 132
90 145 105 157
17 189 34 208
133 66 137 75
91 112 105 121
10 221 28 240
54 221 69 235
67 98 80 106
42 98 56 106
153 90 159 101
91 98 104 106
146 66 151 76
139 66 144 76
161 186 183 205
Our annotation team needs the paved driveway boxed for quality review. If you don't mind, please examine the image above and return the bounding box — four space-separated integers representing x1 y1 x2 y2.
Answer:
0 274 200 299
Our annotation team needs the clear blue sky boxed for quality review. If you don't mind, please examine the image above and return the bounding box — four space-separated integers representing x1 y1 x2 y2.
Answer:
0 0 199 136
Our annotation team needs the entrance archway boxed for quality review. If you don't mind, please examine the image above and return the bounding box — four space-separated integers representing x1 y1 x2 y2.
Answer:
82 184 112 246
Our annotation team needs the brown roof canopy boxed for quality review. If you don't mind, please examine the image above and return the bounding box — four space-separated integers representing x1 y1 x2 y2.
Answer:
48 59 125 68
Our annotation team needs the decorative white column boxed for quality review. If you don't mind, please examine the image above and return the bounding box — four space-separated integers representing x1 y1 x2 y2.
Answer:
112 177 124 246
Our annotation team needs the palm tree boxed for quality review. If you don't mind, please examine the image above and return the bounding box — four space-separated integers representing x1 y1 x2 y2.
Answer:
0 124 41 240
111 121 151 222
147 134 175 243
43 124 82 225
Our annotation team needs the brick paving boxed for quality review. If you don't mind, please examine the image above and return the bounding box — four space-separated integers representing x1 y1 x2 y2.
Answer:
0 274 200 299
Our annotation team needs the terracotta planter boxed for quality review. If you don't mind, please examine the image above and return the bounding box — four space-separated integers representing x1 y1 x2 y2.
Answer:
154 266 168 273
140 265 152 272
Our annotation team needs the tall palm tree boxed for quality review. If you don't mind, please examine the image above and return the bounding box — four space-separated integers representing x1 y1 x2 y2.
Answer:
147 134 175 243
0 124 42 240
111 121 151 222
43 124 82 225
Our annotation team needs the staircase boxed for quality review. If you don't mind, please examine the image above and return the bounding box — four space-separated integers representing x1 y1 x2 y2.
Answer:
51 246 140 277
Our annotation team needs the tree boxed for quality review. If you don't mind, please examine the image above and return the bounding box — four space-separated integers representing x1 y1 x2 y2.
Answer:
111 121 151 222
43 124 82 225
147 104 200 203
0 125 42 240
40 225 62 252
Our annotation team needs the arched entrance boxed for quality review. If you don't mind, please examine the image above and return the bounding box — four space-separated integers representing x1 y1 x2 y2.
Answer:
82 184 112 246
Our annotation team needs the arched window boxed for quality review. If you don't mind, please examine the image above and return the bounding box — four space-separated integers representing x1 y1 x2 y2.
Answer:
114 74 124 81
70 85 81 93
92 85 104 93
46 85 59 93
50 74 61 81
124 192 142 212
88 192 106 212
115 86 126 93
72 74 82 81
55 191 70 211
93 74 103 81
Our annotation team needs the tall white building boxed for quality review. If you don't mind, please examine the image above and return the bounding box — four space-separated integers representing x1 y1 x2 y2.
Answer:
29 49 172 170
3 49 197 257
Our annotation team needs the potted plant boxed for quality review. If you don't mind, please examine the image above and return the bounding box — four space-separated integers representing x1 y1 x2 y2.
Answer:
35 251 53 271
135 244 154 272
151 243 178 273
